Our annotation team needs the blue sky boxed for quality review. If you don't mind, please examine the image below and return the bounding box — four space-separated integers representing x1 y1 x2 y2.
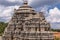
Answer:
0 0 60 29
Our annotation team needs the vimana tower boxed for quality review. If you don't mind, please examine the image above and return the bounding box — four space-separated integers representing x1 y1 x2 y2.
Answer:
2 0 54 40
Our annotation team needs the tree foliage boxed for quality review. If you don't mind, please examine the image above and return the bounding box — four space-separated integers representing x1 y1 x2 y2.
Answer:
51 29 60 32
0 22 8 36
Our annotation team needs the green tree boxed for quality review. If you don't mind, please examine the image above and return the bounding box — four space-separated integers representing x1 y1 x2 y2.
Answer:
0 22 8 36
51 29 60 32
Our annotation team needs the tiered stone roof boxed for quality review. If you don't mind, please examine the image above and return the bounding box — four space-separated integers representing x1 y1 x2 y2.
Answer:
2 0 54 40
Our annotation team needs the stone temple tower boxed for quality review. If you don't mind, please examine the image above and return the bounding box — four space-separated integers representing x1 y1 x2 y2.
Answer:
2 0 54 40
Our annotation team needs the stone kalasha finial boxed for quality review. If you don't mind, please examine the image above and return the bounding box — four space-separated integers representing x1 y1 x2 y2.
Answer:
23 0 28 5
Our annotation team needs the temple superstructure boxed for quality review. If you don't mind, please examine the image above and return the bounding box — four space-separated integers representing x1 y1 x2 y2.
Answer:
2 0 54 40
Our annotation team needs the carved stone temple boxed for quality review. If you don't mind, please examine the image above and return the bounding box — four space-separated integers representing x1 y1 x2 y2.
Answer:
2 0 54 40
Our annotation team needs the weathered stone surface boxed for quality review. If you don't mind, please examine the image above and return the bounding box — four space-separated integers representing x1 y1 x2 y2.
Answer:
0 36 2 40
2 0 54 40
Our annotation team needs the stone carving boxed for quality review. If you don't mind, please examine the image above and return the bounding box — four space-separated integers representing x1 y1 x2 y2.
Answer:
2 0 54 40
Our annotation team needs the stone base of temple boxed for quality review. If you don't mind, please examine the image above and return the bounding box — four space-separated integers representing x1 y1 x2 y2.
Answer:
2 31 54 40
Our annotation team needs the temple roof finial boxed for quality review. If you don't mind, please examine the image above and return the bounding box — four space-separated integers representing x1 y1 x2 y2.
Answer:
23 0 28 5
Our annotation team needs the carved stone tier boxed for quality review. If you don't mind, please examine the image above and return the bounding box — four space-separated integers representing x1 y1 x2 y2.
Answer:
2 0 54 40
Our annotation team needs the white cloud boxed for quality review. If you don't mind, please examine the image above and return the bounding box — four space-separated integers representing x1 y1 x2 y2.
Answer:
6 0 33 5
0 5 19 22
30 0 60 8
51 23 60 29
7 0 16 2
47 7 60 23
0 7 13 17
6 0 22 2
28 0 32 4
